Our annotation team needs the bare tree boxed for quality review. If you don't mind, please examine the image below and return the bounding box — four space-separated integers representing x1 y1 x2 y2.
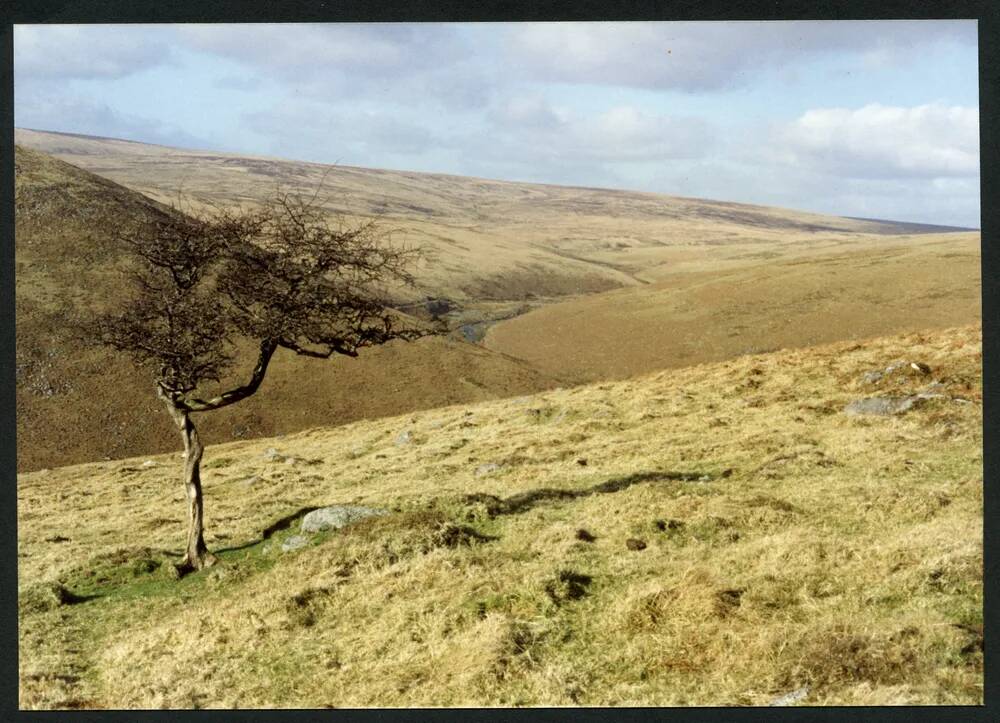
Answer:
93 194 425 573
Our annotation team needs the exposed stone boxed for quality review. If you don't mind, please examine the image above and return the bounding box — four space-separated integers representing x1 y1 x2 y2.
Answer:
844 396 924 416
770 686 809 707
263 447 285 462
141 460 157 468
474 463 502 477
300 505 387 534
281 535 309 552
395 430 412 446
626 538 647 551
241 475 262 487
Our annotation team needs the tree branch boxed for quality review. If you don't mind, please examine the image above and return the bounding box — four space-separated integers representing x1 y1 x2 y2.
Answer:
277 340 343 358
171 338 279 412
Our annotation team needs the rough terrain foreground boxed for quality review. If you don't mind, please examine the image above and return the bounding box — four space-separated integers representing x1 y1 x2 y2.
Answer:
18 325 982 708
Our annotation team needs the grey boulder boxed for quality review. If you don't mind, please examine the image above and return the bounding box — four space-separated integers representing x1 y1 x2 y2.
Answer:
281 535 309 552
300 505 388 534
844 396 923 416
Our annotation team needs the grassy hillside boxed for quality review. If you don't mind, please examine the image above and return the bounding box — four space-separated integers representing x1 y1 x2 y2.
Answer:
14 132 982 476
15 146 560 472
15 128 976 303
18 324 982 708
485 232 981 383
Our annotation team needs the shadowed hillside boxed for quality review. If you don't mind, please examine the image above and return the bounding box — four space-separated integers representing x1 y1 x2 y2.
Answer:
18 324 982 707
14 146 561 472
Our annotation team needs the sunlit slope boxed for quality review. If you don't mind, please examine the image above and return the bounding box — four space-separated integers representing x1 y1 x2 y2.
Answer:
14 146 560 472
18 324 983 707
484 233 981 383
15 128 975 302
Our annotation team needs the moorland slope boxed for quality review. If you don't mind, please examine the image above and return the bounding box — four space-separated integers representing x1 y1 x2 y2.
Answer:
13 130 982 470
15 127 975 302
17 324 983 708
484 232 981 382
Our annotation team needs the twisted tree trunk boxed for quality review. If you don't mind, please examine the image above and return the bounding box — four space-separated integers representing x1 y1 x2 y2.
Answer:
165 403 217 572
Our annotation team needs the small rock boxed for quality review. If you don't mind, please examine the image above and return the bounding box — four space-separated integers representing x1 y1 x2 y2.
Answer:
242 475 262 487
284 456 299 465
281 535 309 552
575 528 596 542
141 460 157 468
263 447 285 462
395 430 412 446
474 463 502 477
861 370 884 384
300 505 387 534
844 396 923 416
698 475 712 482
625 538 647 551
770 686 809 707
910 362 932 375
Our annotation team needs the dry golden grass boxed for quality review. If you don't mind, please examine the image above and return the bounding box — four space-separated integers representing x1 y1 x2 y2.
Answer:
18 324 982 708
485 233 981 383
14 134 982 473
15 127 976 303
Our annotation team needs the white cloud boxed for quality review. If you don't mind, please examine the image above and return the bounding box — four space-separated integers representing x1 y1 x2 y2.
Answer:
14 90 213 150
187 24 461 71
487 96 715 164
177 24 495 111
505 20 976 91
243 104 440 163
14 25 173 80
778 103 979 179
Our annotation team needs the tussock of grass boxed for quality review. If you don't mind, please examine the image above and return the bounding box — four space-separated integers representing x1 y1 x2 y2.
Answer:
17 324 982 708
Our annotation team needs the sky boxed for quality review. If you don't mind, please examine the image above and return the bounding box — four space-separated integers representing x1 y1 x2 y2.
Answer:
13 21 981 228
